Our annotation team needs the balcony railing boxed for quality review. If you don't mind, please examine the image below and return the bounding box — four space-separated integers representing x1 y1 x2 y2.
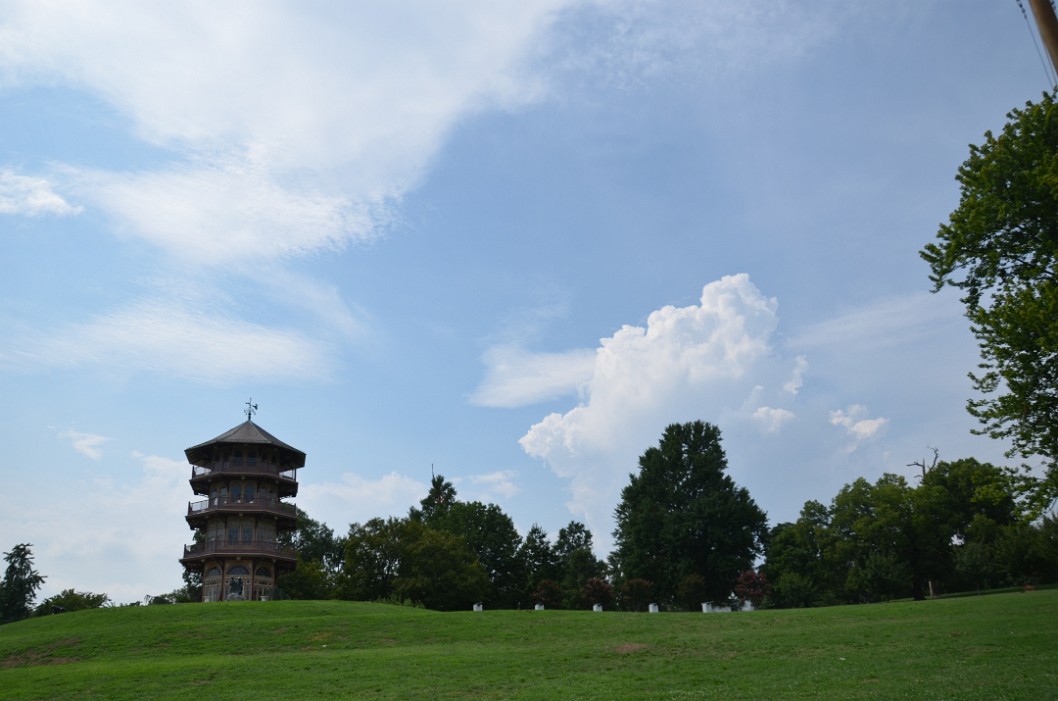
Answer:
191 464 298 481
181 539 296 561
187 497 297 519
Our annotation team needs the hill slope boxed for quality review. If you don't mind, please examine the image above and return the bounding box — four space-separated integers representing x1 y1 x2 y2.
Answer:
1 592 1056 700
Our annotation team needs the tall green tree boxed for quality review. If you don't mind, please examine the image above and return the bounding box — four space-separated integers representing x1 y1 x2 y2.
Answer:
338 517 488 610
338 517 404 601
431 501 524 608
409 473 457 523
516 525 558 606
554 521 606 609
277 508 344 599
921 92 1058 501
612 421 768 604
0 544 46 624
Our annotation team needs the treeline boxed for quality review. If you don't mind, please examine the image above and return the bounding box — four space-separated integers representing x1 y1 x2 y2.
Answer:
269 473 610 611
763 457 1058 607
4 421 1057 620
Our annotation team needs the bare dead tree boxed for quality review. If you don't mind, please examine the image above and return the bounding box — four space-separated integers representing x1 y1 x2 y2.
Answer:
908 447 939 480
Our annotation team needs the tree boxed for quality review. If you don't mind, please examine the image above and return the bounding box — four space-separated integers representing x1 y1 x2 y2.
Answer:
619 578 654 612
338 517 404 601
274 508 346 600
338 517 488 610
734 570 769 610
409 472 457 523
430 501 524 608
391 520 489 611
517 524 559 605
0 544 46 624
581 577 614 609
35 589 110 616
612 421 768 605
921 93 1058 499
554 521 606 609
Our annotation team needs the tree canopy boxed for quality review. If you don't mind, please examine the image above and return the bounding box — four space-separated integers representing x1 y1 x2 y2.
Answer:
921 92 1058 497
612 421 768 606
0 544 46 624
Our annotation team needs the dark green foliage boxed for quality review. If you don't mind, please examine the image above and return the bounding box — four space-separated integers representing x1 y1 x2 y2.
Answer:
390 520 489 611
277 555 332 600
554 521 606 608
338 517 488 610
921 92 1058 497
619 577 653 611
516 524 559 604
429 500 524 608
276 508 344 599
0 544 45 624
408 473 457 523
675 574 707 611
612 421 768 605
34 589 109 616
763 458 1054 606
338 517 403 601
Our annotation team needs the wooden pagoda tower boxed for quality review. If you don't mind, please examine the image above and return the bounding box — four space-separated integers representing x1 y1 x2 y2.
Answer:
179 405 305 601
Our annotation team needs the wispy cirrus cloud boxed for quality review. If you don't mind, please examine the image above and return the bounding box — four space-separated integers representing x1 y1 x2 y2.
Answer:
59 429 111 460
2 297 333 384
0 169 81 217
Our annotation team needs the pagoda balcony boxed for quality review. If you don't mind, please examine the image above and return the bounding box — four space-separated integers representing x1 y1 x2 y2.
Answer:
186 496 298 521
190 464 298 481
180 539 297 562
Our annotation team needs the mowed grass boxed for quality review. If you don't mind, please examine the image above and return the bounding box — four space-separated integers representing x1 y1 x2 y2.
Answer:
1 591 1055 700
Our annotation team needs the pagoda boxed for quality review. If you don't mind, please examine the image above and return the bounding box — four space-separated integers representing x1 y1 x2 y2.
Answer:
179 405 305 602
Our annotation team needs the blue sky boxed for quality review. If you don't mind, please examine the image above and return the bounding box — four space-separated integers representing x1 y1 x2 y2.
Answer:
1 1 1051 603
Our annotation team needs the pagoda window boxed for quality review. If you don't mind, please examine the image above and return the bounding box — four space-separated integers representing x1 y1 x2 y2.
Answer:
246 448 258 468
230 483 243 502
255 566 272 578
244 483 256 502
227 522 239 545
259 522 275 544
233 449 244 467
207 521 224 543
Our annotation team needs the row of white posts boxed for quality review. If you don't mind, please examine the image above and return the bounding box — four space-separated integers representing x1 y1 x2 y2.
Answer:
474 602 746 613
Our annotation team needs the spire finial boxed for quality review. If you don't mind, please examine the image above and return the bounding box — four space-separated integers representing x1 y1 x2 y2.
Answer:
245 398 258 421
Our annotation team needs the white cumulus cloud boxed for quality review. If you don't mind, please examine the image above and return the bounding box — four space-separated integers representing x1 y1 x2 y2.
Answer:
517 274 798 549
752 406 795 434
830 404 888 443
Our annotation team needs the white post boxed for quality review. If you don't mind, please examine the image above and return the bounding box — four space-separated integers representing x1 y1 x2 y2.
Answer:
648 603 659 613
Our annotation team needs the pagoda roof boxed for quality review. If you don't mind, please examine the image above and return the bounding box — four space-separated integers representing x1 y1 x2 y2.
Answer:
184 420 306 467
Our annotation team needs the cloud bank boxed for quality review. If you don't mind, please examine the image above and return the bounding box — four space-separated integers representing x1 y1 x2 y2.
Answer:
509 274 806 547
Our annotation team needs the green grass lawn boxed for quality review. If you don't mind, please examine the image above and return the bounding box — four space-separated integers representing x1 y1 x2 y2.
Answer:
1 591 1055 700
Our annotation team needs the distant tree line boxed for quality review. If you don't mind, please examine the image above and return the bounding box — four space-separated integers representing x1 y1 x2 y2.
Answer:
272 421 1057 611
4 422 1057 622
763 457 1058 607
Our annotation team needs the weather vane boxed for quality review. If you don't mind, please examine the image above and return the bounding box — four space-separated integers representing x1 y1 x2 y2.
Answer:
245 398 258 421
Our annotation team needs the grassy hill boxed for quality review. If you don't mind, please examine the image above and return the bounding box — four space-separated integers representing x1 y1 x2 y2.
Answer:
1 591 1056 700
